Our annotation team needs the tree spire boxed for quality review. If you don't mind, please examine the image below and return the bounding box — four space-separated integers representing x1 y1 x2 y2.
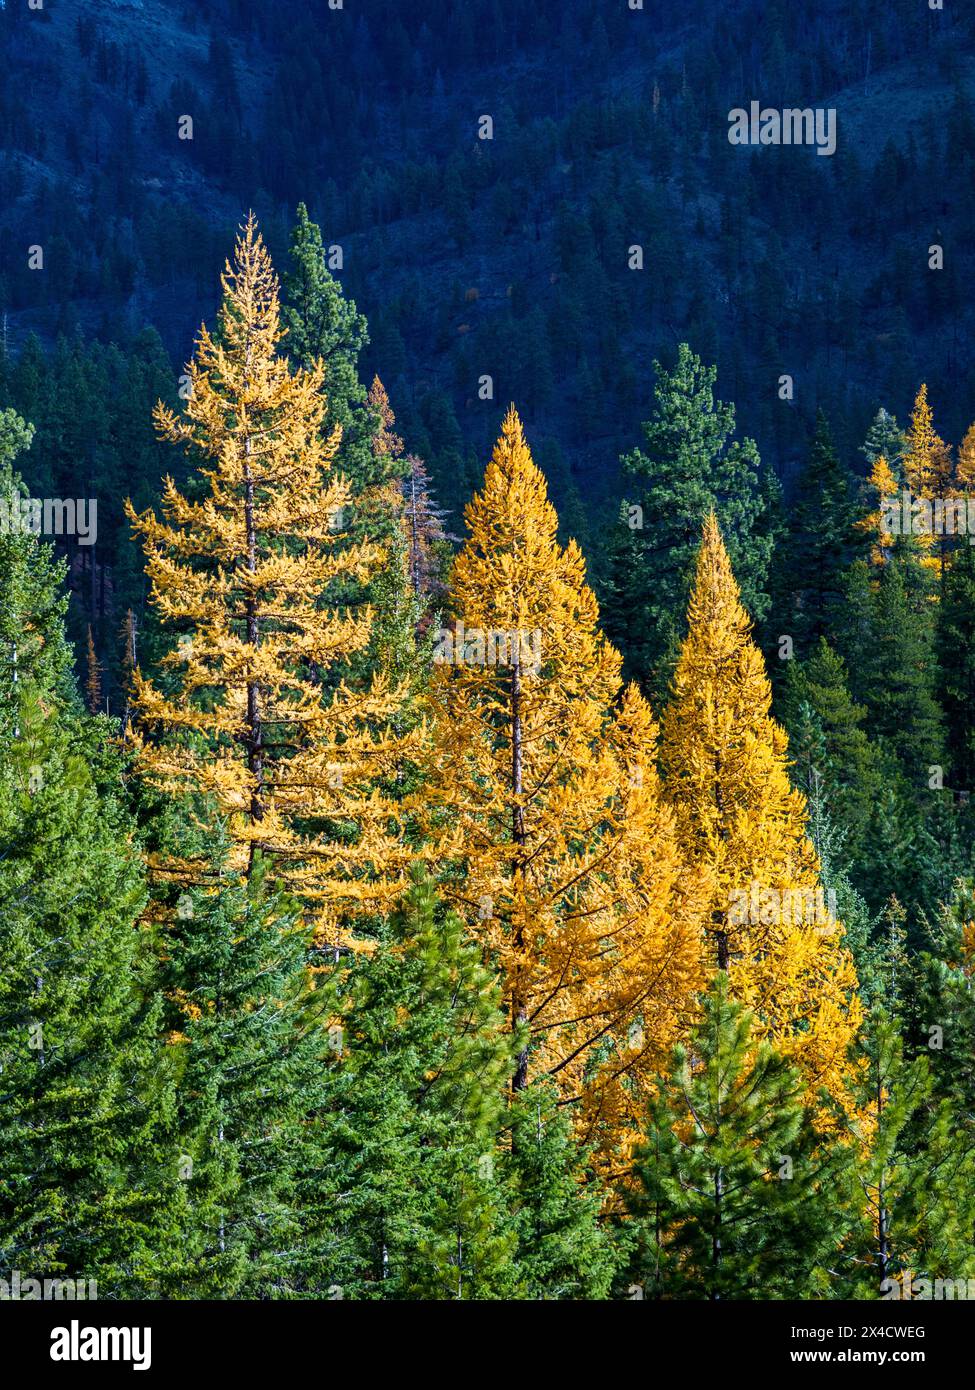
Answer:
661 513 863 1107
426 406 703 1149
125 217 420 946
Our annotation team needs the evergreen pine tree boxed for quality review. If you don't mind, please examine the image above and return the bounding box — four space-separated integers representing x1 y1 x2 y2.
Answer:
323 865 518 1300
503 1082 619 1300
0 433 180 1294
0 409 74 702
833 1010 975 1299
906 884 975 1112
868 558 945 784
860 407 906 474
778 412 863 655
606 344 772 700
780 637 881 856
282 203 374 490
625 975 849 1300
283 208 414 687
152 848 339 1298
937 539 975 789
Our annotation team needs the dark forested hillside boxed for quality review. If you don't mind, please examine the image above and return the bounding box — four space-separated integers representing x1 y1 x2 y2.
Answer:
3 0 974 517
7 0 975 1321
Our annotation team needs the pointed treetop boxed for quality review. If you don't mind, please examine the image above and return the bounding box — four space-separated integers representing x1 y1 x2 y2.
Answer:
662 511 863 1109
367 375 404 462
904 382 951 495
216 213 282 361
683 510 754 662
465 404 561 551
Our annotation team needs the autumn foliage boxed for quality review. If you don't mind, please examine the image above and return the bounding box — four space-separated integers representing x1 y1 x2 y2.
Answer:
661 514 863 1104
125 217 420 945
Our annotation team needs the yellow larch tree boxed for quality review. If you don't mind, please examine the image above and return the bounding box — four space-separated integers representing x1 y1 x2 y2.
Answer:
660 514 862 1105
367 375 404 472
125 215 421 947
84 624 101 715
858 453 901 566
956 422 975 491
424 406 703 1149
904 384 952 497
904 384 955 575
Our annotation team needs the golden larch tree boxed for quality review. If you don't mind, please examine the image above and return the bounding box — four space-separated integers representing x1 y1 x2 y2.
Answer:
956 422 975 492
660 513 862 1104
424 406 703 1148
858 453 900 566
904 384 952 497
125 215 421 946
904 384 955 576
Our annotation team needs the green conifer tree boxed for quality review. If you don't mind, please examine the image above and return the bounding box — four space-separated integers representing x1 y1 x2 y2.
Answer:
778 412 863 655
282 202 375 490
0 426 180 1294
503 1082 619 1300
606 344 771 699
0 410 74 702
780 638 881 856
937 539 975 790
833 1011 975 1299
860 407 907 475
624 975 849 1300
152 847 339 1299
325 866 518 1300
869 558 945 784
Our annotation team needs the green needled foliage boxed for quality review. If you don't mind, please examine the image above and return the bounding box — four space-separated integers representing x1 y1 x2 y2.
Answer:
503 1081 620 1300
868 558 945 784
937 539 975 792
283 204 419 693
152 849 340 1299
283 202 375 492
624 974 849 1300
776 411 865 659
0 409 75 706
0 694 180 1297
0 443 180 1293
831 1009 975 1299
781 637 882 858
323 864 519 1300
604 343 772 701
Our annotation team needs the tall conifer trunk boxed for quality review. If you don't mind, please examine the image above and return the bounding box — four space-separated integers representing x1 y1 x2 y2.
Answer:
511 647 529 1091
243 449 264 871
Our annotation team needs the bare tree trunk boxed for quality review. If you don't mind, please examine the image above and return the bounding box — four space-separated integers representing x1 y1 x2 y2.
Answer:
510 649 529 1090
712 1166 723 1299
715 929 730 972
243 430 264 875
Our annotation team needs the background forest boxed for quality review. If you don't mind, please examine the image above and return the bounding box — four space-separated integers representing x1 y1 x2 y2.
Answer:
3 0 975 1302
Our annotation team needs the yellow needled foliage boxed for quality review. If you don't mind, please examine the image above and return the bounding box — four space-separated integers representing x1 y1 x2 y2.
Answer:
903 385 955 575
367 375 404 467
125 215 421 947
961 920 975 974
660 514 863 1109
424 406 703 1149
904 384 952 497
858 454 900 566
957 423 975 492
